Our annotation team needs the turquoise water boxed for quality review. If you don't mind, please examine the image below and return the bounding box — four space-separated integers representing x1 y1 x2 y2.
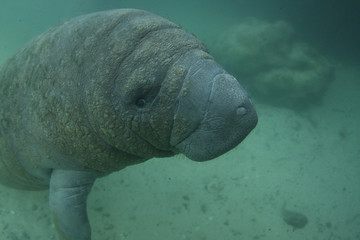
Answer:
1 0 359 64
0 0 359 239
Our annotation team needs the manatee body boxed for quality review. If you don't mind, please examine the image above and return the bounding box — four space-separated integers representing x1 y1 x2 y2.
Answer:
0 9 257 240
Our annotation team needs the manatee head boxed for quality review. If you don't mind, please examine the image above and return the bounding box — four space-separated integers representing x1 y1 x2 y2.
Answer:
100 49 257 162
84 12 257 164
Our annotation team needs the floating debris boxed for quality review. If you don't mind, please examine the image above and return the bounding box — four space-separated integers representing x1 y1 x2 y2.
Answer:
281 202 308 229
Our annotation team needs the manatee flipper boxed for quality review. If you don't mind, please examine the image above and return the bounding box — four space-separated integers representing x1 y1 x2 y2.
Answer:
49 169 101 240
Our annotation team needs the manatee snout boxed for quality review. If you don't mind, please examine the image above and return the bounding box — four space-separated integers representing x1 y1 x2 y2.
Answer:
171 57 258 161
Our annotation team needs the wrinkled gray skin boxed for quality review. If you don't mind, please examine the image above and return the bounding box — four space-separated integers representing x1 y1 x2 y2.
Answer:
0 9 257 240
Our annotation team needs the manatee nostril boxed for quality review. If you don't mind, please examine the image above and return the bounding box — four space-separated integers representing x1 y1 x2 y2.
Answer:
236 106 247 116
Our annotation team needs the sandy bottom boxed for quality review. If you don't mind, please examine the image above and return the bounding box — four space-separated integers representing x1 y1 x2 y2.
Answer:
0 65 359 240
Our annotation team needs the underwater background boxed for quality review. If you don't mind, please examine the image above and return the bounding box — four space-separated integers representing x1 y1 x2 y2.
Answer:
0 0 359 239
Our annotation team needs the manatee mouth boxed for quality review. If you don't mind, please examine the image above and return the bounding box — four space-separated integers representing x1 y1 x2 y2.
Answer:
172 72 258 161
177 95 257 161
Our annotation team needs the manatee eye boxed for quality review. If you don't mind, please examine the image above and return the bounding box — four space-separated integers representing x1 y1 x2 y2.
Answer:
135 98 146 108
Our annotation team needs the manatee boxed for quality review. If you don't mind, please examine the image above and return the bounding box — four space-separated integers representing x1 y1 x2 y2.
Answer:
0 9 257 240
